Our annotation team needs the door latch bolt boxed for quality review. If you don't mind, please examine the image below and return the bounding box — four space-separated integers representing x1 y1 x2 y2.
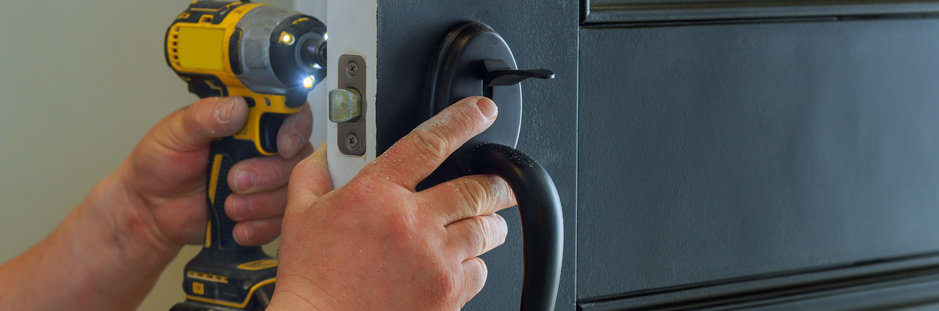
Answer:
328 88 362 123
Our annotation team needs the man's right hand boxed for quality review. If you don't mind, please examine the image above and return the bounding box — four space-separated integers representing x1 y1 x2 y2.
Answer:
269 97 517 311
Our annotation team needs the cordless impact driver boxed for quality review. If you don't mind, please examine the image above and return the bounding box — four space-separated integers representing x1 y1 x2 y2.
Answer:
163 1 326 310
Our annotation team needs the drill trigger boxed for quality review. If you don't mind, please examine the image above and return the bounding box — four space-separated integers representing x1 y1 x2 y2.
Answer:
258 113 289 154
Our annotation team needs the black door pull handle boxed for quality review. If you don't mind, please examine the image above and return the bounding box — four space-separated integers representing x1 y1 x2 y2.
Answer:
424 21 564 311
471 143 564 311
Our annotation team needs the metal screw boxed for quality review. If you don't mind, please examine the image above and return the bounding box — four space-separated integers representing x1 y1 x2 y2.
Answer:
346 134 358 149
347 61 358 76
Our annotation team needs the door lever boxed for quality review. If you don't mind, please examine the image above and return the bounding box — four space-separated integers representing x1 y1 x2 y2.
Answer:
423 21 563 311
483 59 555 87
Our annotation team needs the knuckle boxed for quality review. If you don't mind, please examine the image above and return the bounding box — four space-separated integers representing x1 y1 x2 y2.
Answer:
298 105 314 125
495 217 508 246
413 129 450 162
466 257 488 283
282 108 312 134
493 177 514 201
459 179 492 215
385 208 420 239
475 257 489 276
472 217 491 254
457 106 482 127
277 115 295 136
330 185 365 207
265 162 288 185
460 258 488 304
188 100 212 123
346 177 384 197
432 268 461 304
195 97 222 124
449 101 486 131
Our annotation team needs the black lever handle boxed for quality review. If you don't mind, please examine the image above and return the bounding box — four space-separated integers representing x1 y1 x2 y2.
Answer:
471 143 563 311
484 59 556 87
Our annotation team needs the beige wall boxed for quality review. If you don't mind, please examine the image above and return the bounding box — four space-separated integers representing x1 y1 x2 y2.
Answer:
0 0 295 309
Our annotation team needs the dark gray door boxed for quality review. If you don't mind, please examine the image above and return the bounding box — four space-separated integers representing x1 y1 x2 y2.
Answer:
375 1 939 309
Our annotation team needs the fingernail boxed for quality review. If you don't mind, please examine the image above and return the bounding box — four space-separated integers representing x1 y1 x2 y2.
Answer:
232 197 251 220
234 170 256 191
476 98 498 119
240 227 255 244
215 97 237 123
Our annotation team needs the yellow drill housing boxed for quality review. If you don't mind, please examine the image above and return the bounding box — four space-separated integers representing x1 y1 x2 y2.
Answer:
166 0 326 155
164 1 326 310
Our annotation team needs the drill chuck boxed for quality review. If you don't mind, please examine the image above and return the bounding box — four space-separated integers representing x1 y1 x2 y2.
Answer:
300 36 328 73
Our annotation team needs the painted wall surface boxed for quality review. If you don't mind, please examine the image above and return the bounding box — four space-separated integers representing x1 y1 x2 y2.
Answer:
0 1 306 310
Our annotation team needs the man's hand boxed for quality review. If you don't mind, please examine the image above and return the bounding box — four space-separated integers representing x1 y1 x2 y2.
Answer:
269 97 516 311
0 96 312 311
119 96 313 250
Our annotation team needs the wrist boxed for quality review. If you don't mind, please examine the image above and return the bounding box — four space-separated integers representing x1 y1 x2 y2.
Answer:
77 166 182 273
11 166 186 310
267 291 326 311
267 277 338 311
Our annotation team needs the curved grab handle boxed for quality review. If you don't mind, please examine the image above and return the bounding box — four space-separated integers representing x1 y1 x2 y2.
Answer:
471 143 563 311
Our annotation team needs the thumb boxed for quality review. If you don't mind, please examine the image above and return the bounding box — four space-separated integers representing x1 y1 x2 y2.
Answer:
151 96 248 152
286 142 333 212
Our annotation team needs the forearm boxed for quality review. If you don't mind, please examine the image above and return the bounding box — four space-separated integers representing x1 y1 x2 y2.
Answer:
0 169 181 311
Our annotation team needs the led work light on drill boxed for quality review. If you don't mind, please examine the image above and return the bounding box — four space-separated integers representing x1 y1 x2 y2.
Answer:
164 1 326 310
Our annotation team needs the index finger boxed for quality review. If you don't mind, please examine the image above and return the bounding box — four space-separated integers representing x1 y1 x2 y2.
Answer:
363 97 498 190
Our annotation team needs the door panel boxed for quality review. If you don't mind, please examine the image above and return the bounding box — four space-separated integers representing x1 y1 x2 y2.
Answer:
578 19 939 299
583 0 939 23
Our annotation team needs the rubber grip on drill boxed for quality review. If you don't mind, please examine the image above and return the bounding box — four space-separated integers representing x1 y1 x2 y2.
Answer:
206 137 264 250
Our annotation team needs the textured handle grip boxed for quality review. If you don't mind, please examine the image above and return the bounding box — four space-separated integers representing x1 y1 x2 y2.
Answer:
471 143 564 311
206 137 264 250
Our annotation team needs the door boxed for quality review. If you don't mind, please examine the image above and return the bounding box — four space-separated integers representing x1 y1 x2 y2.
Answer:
325 0 939 309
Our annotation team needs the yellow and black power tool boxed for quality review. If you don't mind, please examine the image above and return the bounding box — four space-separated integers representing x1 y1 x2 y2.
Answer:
164 1 326 310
